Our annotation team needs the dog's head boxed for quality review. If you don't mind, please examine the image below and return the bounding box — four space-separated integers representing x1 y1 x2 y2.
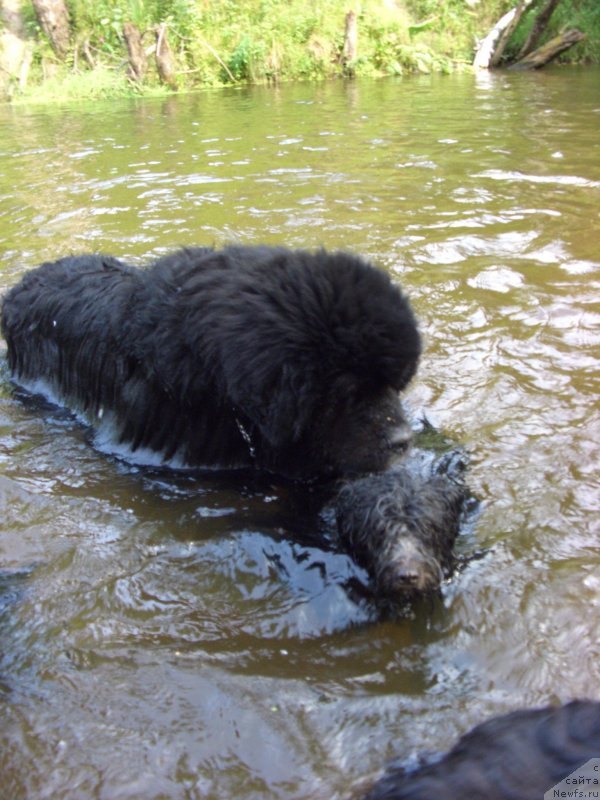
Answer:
336 468 464 598
218 248 421 479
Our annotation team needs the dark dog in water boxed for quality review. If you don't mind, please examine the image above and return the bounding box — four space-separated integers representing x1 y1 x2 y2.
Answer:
357 700 600 800
335 454 467 598
1 246 420 480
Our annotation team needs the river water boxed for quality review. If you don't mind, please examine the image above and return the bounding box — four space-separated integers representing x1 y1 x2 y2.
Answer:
0 68 599 799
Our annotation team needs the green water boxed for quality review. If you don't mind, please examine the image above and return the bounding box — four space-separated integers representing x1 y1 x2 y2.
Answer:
0 69 599 799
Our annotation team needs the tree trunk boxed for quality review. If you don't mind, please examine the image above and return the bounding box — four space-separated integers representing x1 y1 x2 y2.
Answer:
509 28 585 70
123 22 147 82
1 0 33 94
155 23 177 89
516 0 562 60
473 0 535 69
342 10 358 75
31 0 69 58
81 37 94 68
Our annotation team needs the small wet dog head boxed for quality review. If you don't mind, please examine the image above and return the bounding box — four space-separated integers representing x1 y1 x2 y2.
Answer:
336 467 465 599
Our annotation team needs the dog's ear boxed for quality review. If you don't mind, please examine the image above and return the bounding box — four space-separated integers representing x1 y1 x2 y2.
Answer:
228 362 318 448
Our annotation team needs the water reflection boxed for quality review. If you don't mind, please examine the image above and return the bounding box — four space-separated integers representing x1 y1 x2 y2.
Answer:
0 69 599 798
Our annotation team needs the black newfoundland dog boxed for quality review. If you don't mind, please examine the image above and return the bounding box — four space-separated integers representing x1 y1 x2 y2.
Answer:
1 246 421 480
358 700 600 800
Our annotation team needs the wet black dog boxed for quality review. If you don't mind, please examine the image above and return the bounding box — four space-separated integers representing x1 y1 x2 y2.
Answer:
1 246 420 480
358 700 600 800
335 455 467 598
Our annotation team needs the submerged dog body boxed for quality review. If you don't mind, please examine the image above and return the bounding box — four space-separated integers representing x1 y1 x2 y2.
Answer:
1 246 421 479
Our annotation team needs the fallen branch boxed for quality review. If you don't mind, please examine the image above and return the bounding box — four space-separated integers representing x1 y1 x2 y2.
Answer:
517 0 562 59
198 37 236 83
509 28 585 70
489 0 534 67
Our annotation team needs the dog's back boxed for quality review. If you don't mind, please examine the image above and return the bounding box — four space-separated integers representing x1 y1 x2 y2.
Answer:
2 255 141 418
1 246 420 476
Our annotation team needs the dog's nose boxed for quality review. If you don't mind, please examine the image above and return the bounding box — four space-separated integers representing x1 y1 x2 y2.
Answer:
396 568 420 587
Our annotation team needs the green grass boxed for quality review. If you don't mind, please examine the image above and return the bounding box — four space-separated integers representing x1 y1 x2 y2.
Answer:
14 66 130 103
12 64 174 103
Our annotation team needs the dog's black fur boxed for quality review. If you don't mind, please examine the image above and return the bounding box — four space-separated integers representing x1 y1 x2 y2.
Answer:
1 246 421 480
359 700 600 800
335 458 466 598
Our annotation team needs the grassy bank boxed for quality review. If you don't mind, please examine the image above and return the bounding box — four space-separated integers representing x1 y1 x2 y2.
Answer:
5 0 600 102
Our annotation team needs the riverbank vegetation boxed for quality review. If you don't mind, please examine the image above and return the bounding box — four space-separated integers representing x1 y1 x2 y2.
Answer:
1 0 598 102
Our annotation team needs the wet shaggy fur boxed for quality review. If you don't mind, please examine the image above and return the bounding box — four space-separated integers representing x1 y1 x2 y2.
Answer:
1 246 421 479
359 700 600 800
335 465 465 598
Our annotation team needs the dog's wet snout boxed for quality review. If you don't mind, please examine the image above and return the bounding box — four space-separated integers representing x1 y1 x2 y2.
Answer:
381 537 444 595
379 557 429 595
386 561 438 594
395 567 421 587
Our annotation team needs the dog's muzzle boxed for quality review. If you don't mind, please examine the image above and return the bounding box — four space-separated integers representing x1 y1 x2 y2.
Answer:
377 538 444 595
